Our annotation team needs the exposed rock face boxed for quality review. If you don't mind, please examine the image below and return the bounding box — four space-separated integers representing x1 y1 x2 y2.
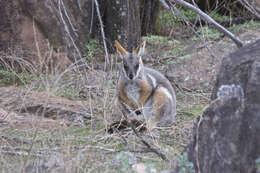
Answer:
0 0 94 70
0 0 141 70
0 87 91 127
186 39 260 173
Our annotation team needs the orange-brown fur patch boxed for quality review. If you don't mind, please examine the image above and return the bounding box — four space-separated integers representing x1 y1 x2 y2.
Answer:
115 40 128 55
117 77 152 111
149 85 168 129
137 77 152 108
118 81 138 111
133 40 145 54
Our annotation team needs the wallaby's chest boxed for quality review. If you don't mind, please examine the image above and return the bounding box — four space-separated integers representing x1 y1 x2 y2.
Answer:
124 82 141 103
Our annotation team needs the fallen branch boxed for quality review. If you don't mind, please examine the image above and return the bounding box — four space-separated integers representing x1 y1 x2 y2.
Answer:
112 127 157 154
167 2 218 62
0 134 32 145
106 147 157 154
177 110 195 116
0 150 42 158
158 41 215 63
237 0 260 19
112 127 128 146
22 129 39 172
159 55 179 62
190 16 260 28
161 0 244 47
119 110 168 161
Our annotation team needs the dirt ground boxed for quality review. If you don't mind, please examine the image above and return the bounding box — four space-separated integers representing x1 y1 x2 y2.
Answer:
0 22 260 172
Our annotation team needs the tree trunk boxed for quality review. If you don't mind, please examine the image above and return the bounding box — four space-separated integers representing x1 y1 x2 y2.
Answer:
103 0 141 52
140 0 160 36
0 0 142 70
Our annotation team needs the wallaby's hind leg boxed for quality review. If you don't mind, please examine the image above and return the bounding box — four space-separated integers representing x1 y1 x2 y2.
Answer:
147 85 174 130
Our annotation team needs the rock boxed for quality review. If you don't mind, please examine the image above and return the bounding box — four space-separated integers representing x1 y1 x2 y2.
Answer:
185 39 260 173
0 0 141 71
0 87 91 126
0 0 90 71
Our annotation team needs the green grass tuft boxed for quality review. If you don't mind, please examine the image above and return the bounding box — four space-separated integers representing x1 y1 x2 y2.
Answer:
0 70 36 86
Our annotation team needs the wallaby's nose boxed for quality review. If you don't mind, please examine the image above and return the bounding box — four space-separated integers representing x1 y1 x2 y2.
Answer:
129 73 134 80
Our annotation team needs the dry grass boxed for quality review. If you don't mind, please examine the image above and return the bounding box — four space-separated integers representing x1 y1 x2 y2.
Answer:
2 20 259 173
0 45 207 172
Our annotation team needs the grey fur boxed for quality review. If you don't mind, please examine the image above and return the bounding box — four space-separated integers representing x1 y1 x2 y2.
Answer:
116 41 176 128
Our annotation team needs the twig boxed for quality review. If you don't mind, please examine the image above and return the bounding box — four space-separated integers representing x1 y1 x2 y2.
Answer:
112 127 155 154
0 134 32 145
167 2 218 63
90 0 94 33
0 150 42 158
32 17 44 73
0 108 9 121
177 110 195 116
113 127 128 146
106 147 157 154
165 0 244 47
188 16 260 27
158 42 211 61
0 146 30 152
159 55 179 62
58 0 89 86
94 0 110 70
237 0 260 19
120 111 168 161
195 116 203 173
77 0 83 12
22 129 38 173
58 0 82 63
60 0 78 35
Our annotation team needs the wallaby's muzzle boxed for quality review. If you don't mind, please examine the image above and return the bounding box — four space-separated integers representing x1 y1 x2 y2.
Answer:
129 73 134 80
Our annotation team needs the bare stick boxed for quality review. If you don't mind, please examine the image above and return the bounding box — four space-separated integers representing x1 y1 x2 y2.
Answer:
90 0 94 33
60 0 78 35
0 134 32 145
58 0 83 63
169 3 217 62
128 120 167 160
22 129 38 173
119 106 168 160
94 0 110 70
113 127 128 146
58 0 89 85
112 126 165 156
165 0 244 47
237 0 260 19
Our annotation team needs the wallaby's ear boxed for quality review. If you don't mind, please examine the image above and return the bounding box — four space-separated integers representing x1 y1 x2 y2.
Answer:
115 40 128 58
134 40 146 57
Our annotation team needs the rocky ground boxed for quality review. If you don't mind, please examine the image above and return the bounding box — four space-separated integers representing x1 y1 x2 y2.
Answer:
0 21 260 173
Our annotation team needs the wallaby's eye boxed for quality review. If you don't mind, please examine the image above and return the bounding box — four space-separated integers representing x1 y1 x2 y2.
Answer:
124 64 128 70
135 64 139 70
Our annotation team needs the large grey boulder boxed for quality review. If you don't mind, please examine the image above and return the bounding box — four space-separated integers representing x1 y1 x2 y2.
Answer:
186 39 260 173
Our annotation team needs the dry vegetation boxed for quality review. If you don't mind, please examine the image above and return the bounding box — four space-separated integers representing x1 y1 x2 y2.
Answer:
1 11 260 173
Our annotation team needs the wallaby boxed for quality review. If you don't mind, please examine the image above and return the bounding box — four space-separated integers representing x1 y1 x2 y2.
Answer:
115 40 176 130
